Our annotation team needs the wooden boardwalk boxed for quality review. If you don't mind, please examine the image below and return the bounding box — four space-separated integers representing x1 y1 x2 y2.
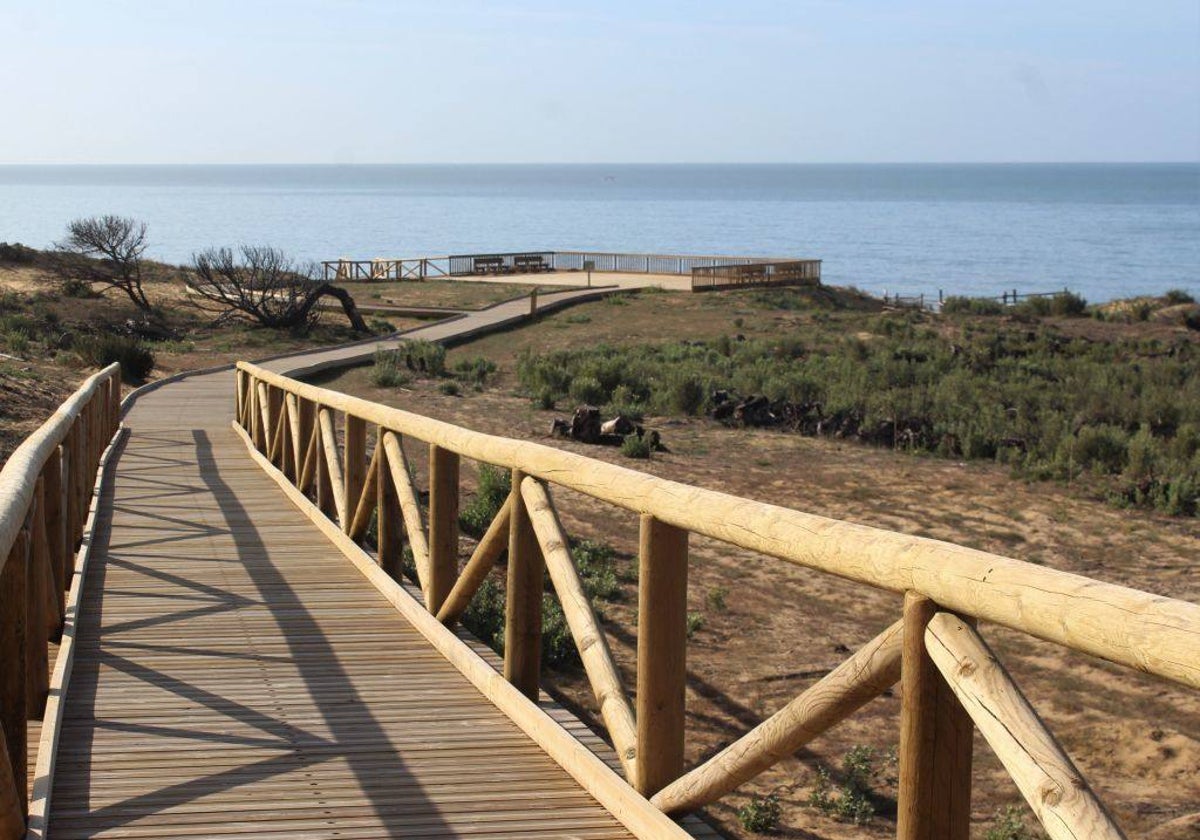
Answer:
41 295 717 839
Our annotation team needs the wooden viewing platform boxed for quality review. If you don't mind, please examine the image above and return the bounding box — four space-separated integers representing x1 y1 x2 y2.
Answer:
0 299 1196 839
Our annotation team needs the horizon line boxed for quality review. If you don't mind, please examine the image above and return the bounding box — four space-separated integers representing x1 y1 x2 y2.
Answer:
0 160 1197 167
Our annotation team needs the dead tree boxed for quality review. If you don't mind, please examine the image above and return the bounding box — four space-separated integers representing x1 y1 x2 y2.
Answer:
186 245 367 333
54 215 151 310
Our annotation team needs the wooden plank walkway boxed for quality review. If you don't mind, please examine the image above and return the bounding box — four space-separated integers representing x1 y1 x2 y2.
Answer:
44 297 718 838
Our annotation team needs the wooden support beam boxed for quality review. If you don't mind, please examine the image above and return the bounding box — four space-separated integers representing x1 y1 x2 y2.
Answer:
317 408 347 526
347 443 381 543
522 478 638 780
376 434 403 580
314 415 334 519
25 488 48 720
925 613 1126 840
343 415 367 535
653 618 903 814
897 593 973 840
268 390 288 467
285 394 302 481
41 447 66 614
427 445 459 614
0 728 23 840
255 383 271 455
64 427 79 553
0 529 28 820
436 495 511 625
636 514 689 797
381 433 431 591
298 408 319 494
504 469 542 701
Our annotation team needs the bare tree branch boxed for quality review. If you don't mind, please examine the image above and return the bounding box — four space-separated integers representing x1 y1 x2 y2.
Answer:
53 215 151 311
185 245 367 333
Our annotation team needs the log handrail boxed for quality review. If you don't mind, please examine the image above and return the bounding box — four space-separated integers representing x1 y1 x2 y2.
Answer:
0 363 121 837
235 361 1199 690
233 361 1196 840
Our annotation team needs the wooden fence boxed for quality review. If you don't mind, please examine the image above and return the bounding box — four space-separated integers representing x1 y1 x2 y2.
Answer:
0 364 121 835
233 360 1198 840
690 260 821 291
322 251 819 284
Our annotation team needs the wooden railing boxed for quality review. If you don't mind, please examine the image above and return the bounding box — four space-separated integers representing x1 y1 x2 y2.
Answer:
323 251 818 283
0 364 121 837
322 257 450 282
690 259 821 291
233 360 1198 840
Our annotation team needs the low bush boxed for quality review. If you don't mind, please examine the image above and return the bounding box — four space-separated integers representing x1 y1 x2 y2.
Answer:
736 794 781 833
75 334 155 382
1164 289 1195 305
807 745 888 826
400 339 446 376
620 434 651 459
453 355 497 385
461 577 506 651
0 242 37 264
459 464 511 537
942 296 1003 316
439 381 460 396
541 593 579 668
370 349 412 387
983 805 1045 840
572 539 620 601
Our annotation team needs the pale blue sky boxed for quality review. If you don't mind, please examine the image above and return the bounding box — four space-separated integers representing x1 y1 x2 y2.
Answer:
2 0 1197 163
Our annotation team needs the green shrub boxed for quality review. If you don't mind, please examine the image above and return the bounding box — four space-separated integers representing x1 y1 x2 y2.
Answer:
401 339 446 376
439 381 460 396
807 745 885 826
572 540 620 601
461 577 506 651
459 464 511 537
942 296 1003 316
541 594 580 669
75 334 155 382
453 355 497 385
736 794 781 833
707 586 728 611
667 372 706 415
369 318 396 334
569 375 607 405
620 434 651 459
686 611 704 638
534 387 556 410
370 349 412 387
1164 289 1195 305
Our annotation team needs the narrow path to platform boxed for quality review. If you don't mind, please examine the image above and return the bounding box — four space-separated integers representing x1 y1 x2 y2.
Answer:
45 293 663 838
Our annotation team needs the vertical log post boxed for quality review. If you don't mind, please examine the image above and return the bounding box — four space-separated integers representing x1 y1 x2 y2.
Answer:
41 446 67 618
504 468 543 700
636 514 689 796
297 399 316 493
0 529 29 820
344 416 367 535
376 429 403 580
426 445 459 613
65 425 80 552
26 486 49 720
315 410 334 519
897 593 973 840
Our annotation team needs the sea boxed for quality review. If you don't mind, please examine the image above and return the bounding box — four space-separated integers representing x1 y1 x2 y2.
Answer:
0 163 1196 303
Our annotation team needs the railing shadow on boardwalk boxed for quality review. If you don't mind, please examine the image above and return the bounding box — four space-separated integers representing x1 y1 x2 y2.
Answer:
59 430 450 838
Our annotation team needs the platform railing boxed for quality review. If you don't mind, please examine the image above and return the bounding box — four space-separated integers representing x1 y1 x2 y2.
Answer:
234 360 1197 840
0 364 121 837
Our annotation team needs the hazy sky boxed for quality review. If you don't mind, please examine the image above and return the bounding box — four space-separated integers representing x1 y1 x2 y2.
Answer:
2 0 1197 163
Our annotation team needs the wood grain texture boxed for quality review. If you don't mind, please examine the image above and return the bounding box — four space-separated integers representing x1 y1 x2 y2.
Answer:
238 360 1200 690
925 612 1126 840
37 370 681 839
523 478 637 782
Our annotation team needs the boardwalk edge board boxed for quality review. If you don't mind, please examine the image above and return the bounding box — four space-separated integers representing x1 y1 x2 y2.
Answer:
230 420 694 840
26 427 129 840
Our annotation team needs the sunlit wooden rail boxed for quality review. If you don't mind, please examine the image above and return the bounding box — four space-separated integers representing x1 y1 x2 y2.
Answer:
237 359 1199 840
0 364 122 835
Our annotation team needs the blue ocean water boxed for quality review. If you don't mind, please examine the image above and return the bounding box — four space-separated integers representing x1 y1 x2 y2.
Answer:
0 164 1196 302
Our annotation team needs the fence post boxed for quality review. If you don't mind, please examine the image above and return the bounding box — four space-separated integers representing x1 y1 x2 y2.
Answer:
897 593 973 840
427 445 459 613
504 468 543 700
635 514 688 796
1 527 30 822
41 446 66 621
376 430 403 580
343 416 367 535
26 483 49 720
